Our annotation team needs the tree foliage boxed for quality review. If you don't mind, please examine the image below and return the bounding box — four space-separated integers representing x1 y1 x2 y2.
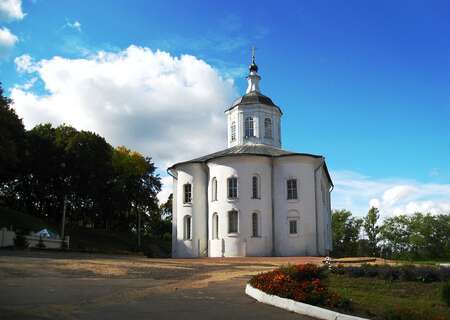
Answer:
332 209 363 257
332 207 450 260
0 87 164 235
363 207 380 257
0 83 26 183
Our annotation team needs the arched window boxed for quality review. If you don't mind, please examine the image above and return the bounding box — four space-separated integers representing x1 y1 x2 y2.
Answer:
251 175 260 199
231 121 236 141
183 183 192 203
227 177 238 199
228 210 238 233
212 213 219 239
252 212 259 237
184 216 192 240
244 117 254 138
264 118 272 139
211 177 218 201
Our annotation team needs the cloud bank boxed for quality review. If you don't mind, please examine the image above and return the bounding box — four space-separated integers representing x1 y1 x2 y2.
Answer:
332 170 450 218
12 46 236 171
0 26 18 57
0 0 25 22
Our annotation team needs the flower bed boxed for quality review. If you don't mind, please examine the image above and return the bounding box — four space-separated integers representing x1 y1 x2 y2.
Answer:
249 263 450 320
249 263 350 309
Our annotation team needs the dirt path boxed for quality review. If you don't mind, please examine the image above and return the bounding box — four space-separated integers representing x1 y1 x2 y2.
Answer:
0 251 322 320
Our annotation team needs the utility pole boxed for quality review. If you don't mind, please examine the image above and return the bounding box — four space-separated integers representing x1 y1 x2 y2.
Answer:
137 206 141 250
61 194 67 241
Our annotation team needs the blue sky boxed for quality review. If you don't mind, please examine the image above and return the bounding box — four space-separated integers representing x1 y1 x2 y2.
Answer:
1 0 449 217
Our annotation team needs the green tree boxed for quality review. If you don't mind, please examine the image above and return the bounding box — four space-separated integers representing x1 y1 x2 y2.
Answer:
364 207 380 257
331 209 362 257
379 215 411 258
0 83 26 183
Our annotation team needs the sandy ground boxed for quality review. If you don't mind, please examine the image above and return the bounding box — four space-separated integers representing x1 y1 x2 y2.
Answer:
0 251 323 320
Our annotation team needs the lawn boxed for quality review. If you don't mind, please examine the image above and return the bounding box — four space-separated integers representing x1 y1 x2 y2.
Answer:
327 274 450 319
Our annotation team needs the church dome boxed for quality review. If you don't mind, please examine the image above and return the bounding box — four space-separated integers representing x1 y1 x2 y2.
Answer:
225 91 282 114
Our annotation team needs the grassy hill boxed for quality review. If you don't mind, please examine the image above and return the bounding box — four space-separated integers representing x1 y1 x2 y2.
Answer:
0 207 170 256
0 207 52 232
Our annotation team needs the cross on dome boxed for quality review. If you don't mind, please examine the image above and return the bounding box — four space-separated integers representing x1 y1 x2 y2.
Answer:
246 46 261 93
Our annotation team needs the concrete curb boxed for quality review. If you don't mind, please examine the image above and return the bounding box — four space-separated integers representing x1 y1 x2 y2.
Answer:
245 284 368 320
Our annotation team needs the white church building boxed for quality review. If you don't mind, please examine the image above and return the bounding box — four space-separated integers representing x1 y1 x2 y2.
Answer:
168 53 333 257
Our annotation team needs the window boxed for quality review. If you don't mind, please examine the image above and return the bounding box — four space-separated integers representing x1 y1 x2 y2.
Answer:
231 121 236 141
264 118 272 138
183 183 192 203
244 117 254 138
228 210 238 233
287 178 298 200
212 177 218 201
212 213 219 239
289 219 298 235
184 216 192 240
252 175 259 199
252 212 259 237
227 177 238 199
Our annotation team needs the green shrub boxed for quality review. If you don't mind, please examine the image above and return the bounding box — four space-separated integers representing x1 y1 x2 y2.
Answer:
442 281 450 307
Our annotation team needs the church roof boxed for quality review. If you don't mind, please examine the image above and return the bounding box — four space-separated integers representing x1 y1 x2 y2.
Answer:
225 91 283 114
168 144 333 186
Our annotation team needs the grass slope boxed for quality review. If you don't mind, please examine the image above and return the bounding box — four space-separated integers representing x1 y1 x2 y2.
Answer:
0 207 51 232
327 274 450 319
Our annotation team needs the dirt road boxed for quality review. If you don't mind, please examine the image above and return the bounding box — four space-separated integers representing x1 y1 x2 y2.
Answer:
0 251 322 320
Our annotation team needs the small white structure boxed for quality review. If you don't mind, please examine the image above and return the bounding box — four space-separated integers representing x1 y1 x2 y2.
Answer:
168 52 333 257
0 227 69 249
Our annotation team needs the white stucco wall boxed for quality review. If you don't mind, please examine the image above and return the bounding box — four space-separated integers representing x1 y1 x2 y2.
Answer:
172 163 208 258
226 104 282 148
207 156 273 257
273 156 320 256
172 155 332 258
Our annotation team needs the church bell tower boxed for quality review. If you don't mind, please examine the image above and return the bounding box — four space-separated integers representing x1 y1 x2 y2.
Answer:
225 48 283 148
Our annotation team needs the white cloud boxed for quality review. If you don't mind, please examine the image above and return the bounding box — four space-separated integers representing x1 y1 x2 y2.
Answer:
0 0 25 22
65 20 81 32
0 26 18 58
14 53 36 72
382 185 418 206
332 170 450 218
11 45 236 173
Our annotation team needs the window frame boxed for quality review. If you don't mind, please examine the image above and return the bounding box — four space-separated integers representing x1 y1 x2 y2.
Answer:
211 177 218 201
228 210 239 234
244 116 254 138
264 117 272 139
212 213 219 240
184 215 192 240
183 183 192 204
286 178 298 201
227 176 238 199
251 212 260 237
289 219 298 235
251 175 260 199
231 121 236 142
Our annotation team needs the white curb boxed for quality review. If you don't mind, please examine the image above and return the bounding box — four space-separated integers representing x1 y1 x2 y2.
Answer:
245 284 368 320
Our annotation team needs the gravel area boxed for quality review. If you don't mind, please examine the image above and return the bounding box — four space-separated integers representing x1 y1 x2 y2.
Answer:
0 250 322 320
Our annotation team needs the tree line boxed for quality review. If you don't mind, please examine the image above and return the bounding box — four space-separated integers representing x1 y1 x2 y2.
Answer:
0 83 171 238
332 208 450 260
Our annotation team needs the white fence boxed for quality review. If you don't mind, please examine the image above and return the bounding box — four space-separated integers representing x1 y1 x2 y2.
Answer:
0 227 70 249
